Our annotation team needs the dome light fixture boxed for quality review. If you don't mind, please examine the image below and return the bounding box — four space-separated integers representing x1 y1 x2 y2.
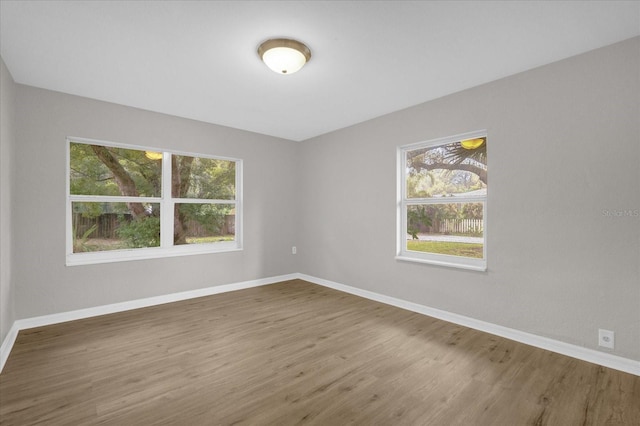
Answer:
258 38 311 75
460 138 485 150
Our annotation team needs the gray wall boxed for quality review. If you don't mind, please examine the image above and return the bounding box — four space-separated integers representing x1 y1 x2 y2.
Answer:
297 37 640 360
0 58 16 344
13 85 300 319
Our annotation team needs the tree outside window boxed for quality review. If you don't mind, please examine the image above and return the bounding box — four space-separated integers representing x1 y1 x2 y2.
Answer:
67 139 241 265
398 132 487 271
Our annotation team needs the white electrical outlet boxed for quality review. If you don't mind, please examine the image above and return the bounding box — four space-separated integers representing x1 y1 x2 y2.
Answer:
292 246 297 255
598 329 614 349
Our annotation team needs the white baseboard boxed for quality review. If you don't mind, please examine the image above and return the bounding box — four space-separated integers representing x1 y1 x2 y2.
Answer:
2 272 638 376
297 273 640 377
0 273 297 372
0 322 19 374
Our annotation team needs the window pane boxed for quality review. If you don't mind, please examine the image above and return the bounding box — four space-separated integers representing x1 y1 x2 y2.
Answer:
70 143 162 197
172 155 235 200
406 140 487 198
406 203 483 258
72 202 160 252
174 203 235 245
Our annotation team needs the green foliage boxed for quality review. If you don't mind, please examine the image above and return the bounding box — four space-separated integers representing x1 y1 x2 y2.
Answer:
178 156 235 199
70 143 161 197
407 240 483 258
76 203 104 219
186 236 234 244
461 203 483 220
116 216 161 248
178 203 232 235
406 167 484 198
73 223 98 252
72 142 236 247
73 201 130 220
407 205 432 239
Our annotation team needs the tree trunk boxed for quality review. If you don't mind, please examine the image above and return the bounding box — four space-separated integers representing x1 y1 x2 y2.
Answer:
90 145 147 218
421 162 487 184
172 155 194 244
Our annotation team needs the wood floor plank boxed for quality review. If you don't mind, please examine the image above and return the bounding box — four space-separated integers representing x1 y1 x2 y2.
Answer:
1 279 638 425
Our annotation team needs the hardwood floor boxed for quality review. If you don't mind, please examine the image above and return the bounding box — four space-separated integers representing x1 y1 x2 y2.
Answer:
1 279 638 425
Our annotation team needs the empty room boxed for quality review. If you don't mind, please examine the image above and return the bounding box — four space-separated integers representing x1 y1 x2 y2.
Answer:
0 1 639 425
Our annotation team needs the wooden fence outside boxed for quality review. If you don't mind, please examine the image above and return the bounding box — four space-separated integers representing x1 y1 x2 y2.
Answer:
73 213 235 239
418 218 483 235
74 213 124 239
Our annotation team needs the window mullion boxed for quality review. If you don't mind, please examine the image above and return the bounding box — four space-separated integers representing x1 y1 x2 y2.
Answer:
160 152 174 248
69 195 161 204
405 196 486 205
397 149 407 255
172 198 236 205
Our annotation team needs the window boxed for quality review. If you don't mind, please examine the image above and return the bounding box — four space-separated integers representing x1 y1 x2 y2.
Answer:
397 131 487 271
67 138 242 265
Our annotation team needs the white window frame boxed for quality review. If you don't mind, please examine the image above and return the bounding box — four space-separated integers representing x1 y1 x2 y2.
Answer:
66 137 243 266
396 130 487 271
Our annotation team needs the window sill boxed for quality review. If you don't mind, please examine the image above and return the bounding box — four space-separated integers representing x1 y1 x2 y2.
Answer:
67 243 242 266
395 255 487 272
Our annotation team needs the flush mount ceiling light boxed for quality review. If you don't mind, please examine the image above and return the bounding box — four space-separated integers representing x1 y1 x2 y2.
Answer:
460 138 485 150
258 38 311 75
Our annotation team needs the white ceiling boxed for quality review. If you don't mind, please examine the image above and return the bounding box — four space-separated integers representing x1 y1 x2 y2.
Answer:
1 1 639 141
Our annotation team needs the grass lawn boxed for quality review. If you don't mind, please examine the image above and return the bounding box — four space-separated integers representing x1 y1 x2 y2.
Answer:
407 240 483 258
75 236 234 252
185 235 234 244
